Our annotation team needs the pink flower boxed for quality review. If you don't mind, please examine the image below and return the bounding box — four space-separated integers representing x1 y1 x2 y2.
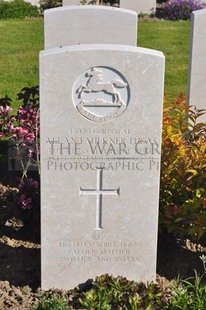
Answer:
28 149 33 158
19 194 32 209
18 107 26 115
11 126 35 143
19 127 29 136
19 178 39 189
0 106 12 114
29 178 39 188
26 133 35 141
18 179 25 189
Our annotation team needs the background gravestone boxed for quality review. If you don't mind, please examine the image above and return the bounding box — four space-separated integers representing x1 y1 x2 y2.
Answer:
40 44 165 289
188 9 206 122
44 6 137 49
120 0 156 15
63 0 156 15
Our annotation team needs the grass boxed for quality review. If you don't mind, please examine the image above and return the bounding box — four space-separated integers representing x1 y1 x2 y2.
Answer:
0 19 190 107
0 19 43 106
138 20 191 97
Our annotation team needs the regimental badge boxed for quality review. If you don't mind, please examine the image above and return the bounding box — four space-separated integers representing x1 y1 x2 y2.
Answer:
72 66 130 123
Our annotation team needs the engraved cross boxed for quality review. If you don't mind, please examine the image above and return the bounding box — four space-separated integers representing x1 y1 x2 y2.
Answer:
80 168 120 230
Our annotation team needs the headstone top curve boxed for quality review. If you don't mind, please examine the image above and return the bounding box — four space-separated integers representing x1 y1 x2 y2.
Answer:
192 8 206 16
40 44 165 59
44 5 137 16
44 5 138 49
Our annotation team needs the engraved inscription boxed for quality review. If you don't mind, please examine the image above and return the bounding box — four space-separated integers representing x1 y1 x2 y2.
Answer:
59 235 144 267
46 135 161 172
73 67 130 123
80 168 120 230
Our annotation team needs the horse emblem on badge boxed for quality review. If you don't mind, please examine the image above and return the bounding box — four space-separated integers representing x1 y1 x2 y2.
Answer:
72 66 130 122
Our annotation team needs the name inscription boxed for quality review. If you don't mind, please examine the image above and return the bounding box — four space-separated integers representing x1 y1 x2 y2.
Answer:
46 133 160 171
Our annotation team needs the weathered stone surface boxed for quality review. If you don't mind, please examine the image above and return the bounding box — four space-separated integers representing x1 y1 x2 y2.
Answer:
120 0 156 15
63 0 156 14
188 9 206 122
40 44 165 290
44 6 137 49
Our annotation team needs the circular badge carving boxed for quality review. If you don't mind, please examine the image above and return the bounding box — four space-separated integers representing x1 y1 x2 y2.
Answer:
72 66 130 123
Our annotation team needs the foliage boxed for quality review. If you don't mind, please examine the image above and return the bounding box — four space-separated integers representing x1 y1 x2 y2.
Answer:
80 0 98 4
80 0 119 4
34 294 70 310
6 86 40 176
200 254 206 273
34 273 206 309
1 88 206 240
0 97 14 138
39 0 61 12
170 271 206 309
160 94 206 240
21 272 206 309
0 0 39 19
78 274 167 309
162 0 206 20
34 275 169 309
0 86 40 225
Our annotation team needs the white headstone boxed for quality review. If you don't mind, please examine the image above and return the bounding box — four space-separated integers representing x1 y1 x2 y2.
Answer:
40 44 165 290
120 0 156 15
63 0 156 14
45 6 137 49
188 9 206 122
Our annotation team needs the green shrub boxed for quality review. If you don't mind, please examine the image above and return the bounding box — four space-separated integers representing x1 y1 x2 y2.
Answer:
160 95 206 240
34 275 169 309
34 294 70 310
170 271 206 309
31 273 206 309
78 274 167 309
39 0 61 12
0 0 39 19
